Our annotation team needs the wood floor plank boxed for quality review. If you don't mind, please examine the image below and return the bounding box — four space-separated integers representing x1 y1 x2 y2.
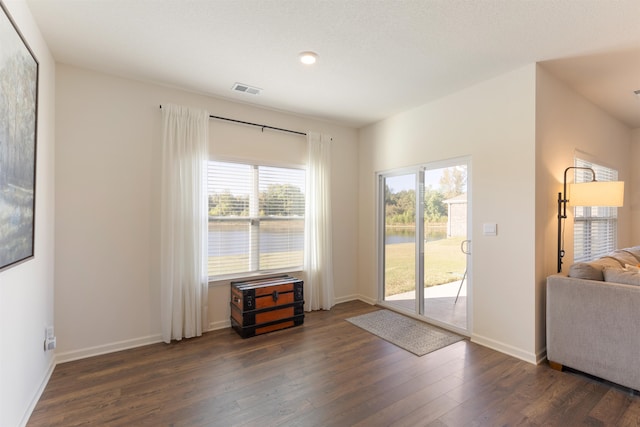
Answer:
588 388 636 425
473 364 566 426
27 300 640 426
388 394 460 427
350 372 464 426
617 399 640 427
433 361 528 426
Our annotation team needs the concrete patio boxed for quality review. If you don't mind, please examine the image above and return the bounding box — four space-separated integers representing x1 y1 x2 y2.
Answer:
385 279 467 330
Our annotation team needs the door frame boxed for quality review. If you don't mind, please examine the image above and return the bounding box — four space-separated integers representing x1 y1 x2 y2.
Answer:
376 156 472 336
376 166 421 305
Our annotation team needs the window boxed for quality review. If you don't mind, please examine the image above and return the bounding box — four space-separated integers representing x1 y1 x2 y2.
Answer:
573 158 618 263
207 161 305 279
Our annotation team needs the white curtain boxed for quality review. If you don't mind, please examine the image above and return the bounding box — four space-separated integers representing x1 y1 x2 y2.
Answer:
304 131 335 311
160 104 209 343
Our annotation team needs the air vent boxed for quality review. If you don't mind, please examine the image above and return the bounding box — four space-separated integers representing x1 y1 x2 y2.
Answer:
232 82 262 95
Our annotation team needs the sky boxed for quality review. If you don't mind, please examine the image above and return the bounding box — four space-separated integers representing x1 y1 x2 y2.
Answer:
386 166 468 194
386 170 444 193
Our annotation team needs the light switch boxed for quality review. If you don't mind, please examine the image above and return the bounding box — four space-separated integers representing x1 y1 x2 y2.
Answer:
483 223 497 236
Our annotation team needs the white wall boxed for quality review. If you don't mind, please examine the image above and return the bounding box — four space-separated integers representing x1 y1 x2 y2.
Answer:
54 64 359 361
631 128 640 243
535 65 632 355
0 1 56 426
358 65 539 362
536 65 633 274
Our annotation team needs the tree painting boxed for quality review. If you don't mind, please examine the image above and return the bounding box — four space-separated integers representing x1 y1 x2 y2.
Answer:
0 4 38 271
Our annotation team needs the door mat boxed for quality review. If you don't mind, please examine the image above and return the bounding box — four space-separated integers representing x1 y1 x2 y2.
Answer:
346 309 465 356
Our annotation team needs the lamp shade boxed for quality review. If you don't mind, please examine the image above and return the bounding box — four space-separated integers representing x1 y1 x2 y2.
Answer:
568 181 624 207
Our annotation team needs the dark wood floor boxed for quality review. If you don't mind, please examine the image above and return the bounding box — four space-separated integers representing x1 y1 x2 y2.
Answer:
28 300 640 426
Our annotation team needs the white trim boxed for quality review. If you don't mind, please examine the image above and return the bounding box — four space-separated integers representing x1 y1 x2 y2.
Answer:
335 294 375 305
209 154 306 172
19 357 56 427
574 149 617 172
55 334 163 364
376 156 473 335
376 172 385 303
376 300 470 338
536 348 548 365
471 333 538 365
208 319 231 331
208 270 304 287
207 160 305 279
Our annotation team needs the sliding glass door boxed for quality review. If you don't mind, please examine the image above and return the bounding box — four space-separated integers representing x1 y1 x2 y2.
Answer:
379 158 470 333
381 172 420 312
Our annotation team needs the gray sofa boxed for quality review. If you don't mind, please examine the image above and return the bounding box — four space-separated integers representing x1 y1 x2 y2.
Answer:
546 247 640 391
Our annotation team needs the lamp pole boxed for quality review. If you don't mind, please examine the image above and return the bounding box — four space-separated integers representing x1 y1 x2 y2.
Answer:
557 167 596 273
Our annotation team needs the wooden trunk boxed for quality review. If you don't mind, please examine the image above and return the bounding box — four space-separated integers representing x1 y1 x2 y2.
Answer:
230 275 304 338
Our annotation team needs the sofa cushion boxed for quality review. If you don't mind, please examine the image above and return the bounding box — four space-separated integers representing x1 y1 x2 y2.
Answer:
625 264 640 273
607 250 640 267
603 266 640 286
569 257 623 281
622 247 640 263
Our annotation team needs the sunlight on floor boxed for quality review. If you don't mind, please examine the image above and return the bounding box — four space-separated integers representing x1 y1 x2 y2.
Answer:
385 280 467 330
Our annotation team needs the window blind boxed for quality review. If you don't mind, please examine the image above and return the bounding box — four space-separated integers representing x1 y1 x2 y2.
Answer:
573 158 618 263
207 161 305 279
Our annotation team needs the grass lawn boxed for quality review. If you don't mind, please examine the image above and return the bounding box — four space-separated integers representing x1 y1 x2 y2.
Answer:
385 236 466 297
207 232 466 298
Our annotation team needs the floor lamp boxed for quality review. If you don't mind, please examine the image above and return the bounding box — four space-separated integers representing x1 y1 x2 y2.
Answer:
557 166 624 273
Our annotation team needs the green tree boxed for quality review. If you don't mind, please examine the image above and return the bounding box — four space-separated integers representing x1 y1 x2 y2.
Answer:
385 189 415 225
424 188 446 222
260 184 304 216
439 166 466 199
209 191 248 216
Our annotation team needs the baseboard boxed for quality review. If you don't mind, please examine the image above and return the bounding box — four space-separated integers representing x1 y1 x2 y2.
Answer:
208 319 231 331
19 355 56 427
536 347 548 365
471 333 539 365
55 334 163 364
335 294 376 305
54 297 386 364
347 298 546 364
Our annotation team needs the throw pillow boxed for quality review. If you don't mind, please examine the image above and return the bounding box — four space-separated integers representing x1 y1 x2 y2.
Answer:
603 266 640 286
569 262 604 281
569 257 621 281
608 250 639 267
625 246 640 260
625 264 640 273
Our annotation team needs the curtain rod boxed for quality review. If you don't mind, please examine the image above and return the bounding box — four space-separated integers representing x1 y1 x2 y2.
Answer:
159 105 307 137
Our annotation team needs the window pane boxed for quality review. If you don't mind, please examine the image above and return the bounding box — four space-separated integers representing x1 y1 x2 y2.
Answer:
208 220 251 276
258 166 305 217
573 158 618 262
208 161 304 279
208 162 251 217
258 166 305 271
259 218 304 270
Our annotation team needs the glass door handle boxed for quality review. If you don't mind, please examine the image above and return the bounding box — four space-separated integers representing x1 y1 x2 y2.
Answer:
461 239 471 255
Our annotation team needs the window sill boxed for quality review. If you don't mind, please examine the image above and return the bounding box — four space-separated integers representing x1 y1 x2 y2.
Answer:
208 269 303 288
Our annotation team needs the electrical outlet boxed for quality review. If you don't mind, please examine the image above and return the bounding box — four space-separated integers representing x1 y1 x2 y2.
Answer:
44 325 56 351
45 337 57 351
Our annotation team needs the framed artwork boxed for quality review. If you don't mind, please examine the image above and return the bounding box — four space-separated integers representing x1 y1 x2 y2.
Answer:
0 2 39 271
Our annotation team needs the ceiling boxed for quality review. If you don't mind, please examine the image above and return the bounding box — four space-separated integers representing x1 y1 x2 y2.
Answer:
24 0 640 129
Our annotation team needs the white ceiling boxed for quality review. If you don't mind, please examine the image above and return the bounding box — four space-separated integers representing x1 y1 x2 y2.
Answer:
24 0 640 129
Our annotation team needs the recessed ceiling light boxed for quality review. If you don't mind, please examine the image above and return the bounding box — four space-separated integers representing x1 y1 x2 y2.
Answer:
299 51 318 65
